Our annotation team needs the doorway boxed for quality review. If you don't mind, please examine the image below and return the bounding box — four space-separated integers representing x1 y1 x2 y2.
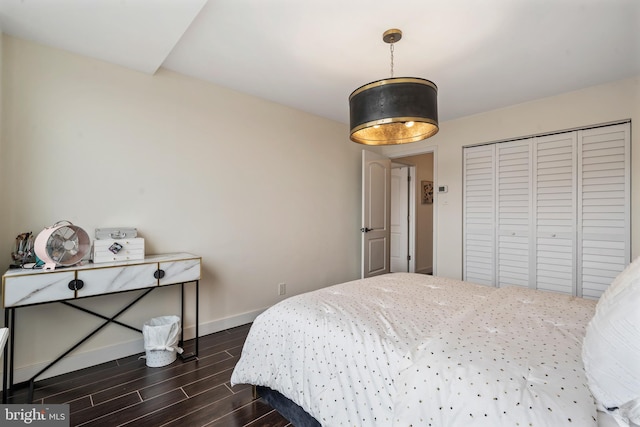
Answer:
390 152 435 275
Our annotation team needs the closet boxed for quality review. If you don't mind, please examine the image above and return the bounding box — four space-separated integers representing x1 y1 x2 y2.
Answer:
463 122 630 298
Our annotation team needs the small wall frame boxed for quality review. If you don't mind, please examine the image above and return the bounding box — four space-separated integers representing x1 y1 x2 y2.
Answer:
421 180 434 204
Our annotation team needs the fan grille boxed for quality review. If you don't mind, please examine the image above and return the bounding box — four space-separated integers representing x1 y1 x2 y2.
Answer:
47 227 82 263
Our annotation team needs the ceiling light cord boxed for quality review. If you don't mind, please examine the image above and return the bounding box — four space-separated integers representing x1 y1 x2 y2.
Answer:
390 43 395 78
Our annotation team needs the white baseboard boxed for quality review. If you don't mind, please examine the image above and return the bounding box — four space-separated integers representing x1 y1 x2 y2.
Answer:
9 308 266 384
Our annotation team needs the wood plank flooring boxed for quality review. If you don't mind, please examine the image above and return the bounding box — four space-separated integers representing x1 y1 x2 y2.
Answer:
4 324 291 427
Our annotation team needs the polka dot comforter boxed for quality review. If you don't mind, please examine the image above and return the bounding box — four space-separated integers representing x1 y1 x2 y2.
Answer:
230 273 598 426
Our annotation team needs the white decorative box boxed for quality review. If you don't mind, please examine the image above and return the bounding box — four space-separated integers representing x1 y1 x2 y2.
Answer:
93 237 145 264
95 227 137 240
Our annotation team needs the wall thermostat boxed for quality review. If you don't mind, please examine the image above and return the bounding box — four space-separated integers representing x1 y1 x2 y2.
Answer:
438 185 448 193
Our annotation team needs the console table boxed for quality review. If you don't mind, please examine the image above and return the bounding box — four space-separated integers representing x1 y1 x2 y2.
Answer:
1 252 201 403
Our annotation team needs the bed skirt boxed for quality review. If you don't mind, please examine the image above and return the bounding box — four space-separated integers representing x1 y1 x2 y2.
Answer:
256 386 320 427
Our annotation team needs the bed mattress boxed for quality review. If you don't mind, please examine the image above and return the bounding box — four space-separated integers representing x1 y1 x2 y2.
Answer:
231 273 598 426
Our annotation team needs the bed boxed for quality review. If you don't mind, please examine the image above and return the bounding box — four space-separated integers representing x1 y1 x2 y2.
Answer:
231 268 640 427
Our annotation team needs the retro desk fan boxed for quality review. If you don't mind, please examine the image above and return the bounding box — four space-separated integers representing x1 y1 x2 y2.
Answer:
34 220 90 270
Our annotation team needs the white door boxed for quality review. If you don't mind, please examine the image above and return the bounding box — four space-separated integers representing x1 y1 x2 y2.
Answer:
390 166 409 272
533 132 577 295
463 144 496 285
361 150 391 278
496 140 532 288
577 123 630 298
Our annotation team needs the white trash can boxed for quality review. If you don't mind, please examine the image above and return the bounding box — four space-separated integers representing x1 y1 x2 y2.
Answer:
142 315 183 367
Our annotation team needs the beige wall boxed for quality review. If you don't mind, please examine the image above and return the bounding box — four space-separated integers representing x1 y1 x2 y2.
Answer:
0 27 5 272
382 76 640 280
1 35 362 379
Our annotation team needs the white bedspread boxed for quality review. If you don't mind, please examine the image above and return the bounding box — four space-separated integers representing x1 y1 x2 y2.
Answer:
230 273 597 426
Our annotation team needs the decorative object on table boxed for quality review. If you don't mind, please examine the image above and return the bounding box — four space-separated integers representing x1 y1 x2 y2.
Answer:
11 232 35 267
421 180 434 204
34 221 91 270
349 28 438 145
92 227 144 263
108 242 124 254
95 227 138 240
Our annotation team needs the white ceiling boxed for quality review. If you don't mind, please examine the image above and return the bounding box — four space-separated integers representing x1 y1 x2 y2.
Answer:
1 0 638 124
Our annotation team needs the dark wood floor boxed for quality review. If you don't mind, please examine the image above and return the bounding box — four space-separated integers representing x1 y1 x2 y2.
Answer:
4 323 292 427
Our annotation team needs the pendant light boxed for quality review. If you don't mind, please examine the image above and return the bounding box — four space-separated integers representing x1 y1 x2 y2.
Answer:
349 29 439 145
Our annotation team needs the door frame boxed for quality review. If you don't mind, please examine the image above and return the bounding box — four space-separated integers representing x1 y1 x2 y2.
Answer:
387 146 438 276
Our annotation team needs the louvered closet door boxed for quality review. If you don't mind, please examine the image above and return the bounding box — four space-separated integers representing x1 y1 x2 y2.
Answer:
496 141 531 288
463 144 495 285
578 124 630 298
533 133 577 295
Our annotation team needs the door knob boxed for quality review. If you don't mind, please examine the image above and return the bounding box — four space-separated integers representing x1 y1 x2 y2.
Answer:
360 227 373 233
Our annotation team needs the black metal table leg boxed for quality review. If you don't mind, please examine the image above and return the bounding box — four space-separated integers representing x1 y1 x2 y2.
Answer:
27 379 34 404
9 308 14 392
195 280 199 357
180 283 185 348
178 280 198 362
2 308 9 403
